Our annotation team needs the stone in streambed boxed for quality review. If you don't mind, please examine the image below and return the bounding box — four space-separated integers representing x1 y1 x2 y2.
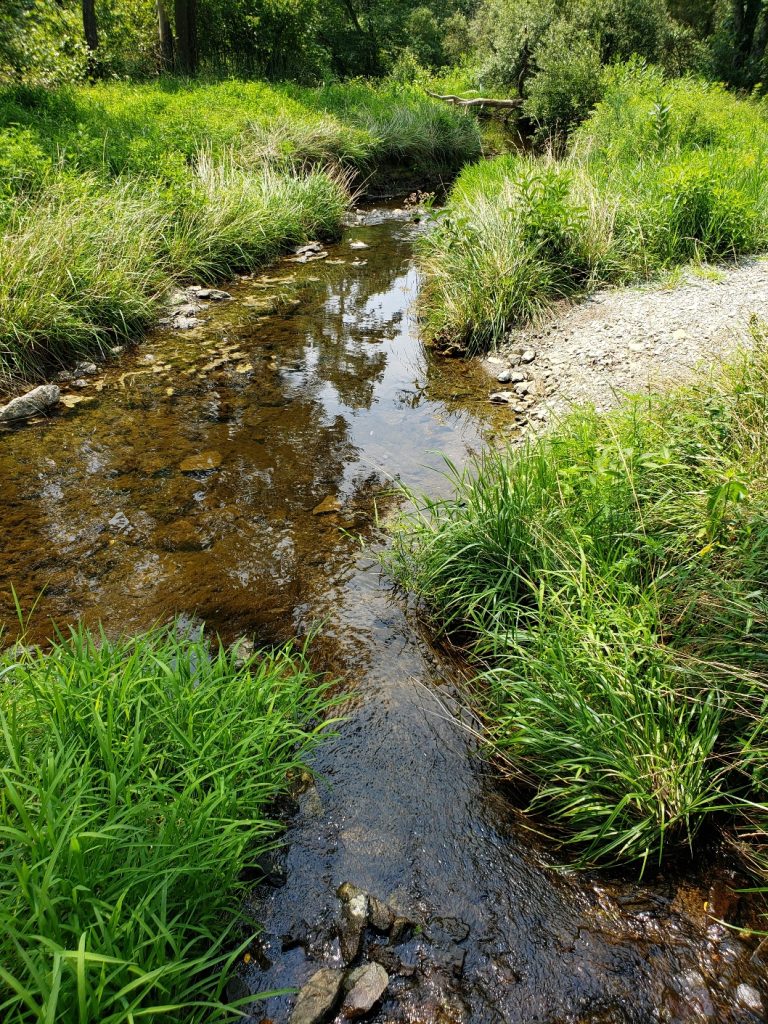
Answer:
342 963 388 1019
312 495 341 516
368 895 395 933
337 882 369 963
290 967 345 1024
179 450 222 473
0 384 60 422
195 288 231 301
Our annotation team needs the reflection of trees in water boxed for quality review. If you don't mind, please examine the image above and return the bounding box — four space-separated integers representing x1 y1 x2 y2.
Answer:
0 227 422 649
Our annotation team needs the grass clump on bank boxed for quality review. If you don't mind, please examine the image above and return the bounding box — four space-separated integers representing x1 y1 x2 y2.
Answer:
0 78 480 385
0 623 335 1022
386 337 768 876
419 64 768 353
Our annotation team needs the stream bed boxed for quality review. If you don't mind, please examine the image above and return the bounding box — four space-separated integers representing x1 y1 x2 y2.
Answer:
1 205 766 1023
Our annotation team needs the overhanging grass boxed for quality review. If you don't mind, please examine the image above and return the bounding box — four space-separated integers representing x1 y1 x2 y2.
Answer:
418 64 768 353
385 336 768 877
0 622 336 1023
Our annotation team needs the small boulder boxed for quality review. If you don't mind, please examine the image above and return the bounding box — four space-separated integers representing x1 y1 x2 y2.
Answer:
0 384 60 423
519 349 536 364
342 963 388 1019
337 882 369 963
290 967 345 1024
196 288 231 301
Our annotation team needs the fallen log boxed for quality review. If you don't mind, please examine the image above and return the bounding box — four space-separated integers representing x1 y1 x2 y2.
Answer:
426 89 523 110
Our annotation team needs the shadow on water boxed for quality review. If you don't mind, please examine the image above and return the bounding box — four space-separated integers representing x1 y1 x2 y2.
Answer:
0 205 765 1022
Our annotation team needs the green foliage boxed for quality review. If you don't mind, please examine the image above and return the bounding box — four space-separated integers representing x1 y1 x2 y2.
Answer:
522 23 603 134
419 66 768 352
0 622 336 1022
386 339 768 875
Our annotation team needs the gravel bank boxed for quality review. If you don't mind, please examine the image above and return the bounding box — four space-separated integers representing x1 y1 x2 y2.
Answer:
483 258 768 429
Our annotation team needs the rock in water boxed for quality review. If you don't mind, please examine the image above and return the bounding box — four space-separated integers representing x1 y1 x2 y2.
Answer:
342 963 389 1018
179 450 222 473
312 495 341 516
0 385 60 422
290 968 345 1024
337 882 369 963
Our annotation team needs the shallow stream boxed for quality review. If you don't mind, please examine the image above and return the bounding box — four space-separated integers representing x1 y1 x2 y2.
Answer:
1 205 766 1023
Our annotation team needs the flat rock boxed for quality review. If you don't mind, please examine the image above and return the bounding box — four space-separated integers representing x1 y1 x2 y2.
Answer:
74 361 98 375
342 963 388 1018
0 384 60 422
179 450 222 473
195 288 231 301
290 967 345 1024
349 240 369 250
312 495 341 516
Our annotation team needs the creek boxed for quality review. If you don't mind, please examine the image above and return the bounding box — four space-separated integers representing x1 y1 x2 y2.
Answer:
0 203 765 1023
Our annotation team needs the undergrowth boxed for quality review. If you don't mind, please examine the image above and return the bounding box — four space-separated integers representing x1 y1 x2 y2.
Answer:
385 333 768 881
0 622 336 1022
419 64 768 353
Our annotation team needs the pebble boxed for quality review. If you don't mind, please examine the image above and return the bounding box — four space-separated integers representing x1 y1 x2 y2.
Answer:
735 984 763 1012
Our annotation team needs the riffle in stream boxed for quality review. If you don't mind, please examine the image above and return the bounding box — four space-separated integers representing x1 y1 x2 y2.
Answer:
0 205 765 1023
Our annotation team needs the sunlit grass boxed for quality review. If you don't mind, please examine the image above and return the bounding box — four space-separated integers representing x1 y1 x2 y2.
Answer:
418 65 768 352
385 335 768 880
0 622 337 1022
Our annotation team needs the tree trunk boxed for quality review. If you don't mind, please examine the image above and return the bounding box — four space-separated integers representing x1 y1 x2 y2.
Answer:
157 0 174 72
174 0 197 75
81 0 99 76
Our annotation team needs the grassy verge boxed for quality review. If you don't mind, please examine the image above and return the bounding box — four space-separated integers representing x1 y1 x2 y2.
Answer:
418 63 768 353
0 78 480 385
0 623 336 1022
385 336 768 881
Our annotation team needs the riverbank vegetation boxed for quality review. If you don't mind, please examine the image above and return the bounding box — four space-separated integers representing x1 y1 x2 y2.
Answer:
0 79 479 383
419 64 768 353
0 623 336 1022
386 335 768 883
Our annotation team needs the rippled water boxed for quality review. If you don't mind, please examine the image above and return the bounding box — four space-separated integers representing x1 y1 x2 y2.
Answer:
1 205 765 1023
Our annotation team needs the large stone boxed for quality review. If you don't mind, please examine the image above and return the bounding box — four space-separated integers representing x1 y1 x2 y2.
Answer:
342 963 388 1018
0 384 60 422
290 968 345 1024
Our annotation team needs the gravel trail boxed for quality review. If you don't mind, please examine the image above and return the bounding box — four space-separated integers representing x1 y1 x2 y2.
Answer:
484 258 768 425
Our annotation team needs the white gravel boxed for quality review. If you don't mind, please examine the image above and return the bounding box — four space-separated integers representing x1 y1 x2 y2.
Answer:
485 258 768 426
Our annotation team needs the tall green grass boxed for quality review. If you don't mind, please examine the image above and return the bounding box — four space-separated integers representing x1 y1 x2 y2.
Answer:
418 64 768 353
0 622 336 1022
386 336 768 877
0 78 480 385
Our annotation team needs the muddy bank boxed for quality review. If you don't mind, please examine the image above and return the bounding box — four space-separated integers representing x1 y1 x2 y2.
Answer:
0 207 766 1023
480 258 768 432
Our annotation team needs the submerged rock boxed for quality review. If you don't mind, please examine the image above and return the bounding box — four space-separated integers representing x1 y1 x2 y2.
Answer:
0 384 60 422
342 962 388 1018
368 895 396 933
312 495 342 516
290 967 345 1024
179 450 222 473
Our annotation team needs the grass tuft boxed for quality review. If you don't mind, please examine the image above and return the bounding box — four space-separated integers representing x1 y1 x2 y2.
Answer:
386 333 768 877
0 622 337 1022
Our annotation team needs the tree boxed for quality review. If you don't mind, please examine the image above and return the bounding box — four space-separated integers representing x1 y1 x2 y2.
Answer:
174 0 197 74
81 0 99 75
157 0 174 71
